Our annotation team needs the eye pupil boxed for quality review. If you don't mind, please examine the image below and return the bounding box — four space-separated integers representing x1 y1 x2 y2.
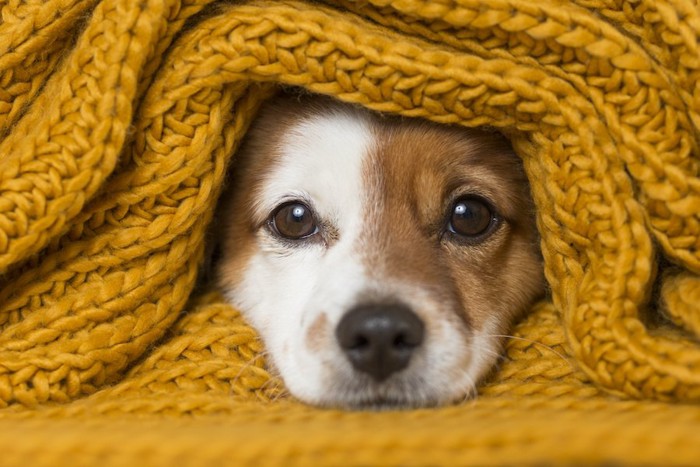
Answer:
449 197 494 238
272 202 317 239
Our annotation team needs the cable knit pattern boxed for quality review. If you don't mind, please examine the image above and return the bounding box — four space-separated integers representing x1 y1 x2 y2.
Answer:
0 0 699 463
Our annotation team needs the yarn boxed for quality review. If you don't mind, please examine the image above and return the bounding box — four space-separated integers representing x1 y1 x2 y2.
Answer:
1 0 699 463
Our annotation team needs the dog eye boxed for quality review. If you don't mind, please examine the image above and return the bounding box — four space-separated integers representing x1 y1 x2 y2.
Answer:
270 202 317 239
448 196 495 238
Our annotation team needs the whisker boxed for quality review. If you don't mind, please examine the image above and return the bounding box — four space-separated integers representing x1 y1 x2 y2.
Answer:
459 373 479 406
260 372 283 391
477 346 508 362
229 350 270 392
251 361 288 401
268 379 290 402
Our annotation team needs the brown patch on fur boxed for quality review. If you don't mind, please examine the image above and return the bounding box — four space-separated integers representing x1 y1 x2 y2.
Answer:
306 312 329 352
359 114 544 334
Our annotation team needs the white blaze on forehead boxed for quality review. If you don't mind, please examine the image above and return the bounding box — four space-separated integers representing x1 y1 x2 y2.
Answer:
253 109 374 232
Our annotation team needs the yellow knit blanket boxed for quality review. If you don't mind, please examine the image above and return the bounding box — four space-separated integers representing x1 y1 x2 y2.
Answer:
1 0 700 463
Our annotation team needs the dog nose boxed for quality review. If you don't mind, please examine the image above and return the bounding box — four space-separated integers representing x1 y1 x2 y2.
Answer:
335 304 425 382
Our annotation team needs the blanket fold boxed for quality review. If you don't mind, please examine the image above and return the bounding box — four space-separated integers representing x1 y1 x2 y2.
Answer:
1 0 700 463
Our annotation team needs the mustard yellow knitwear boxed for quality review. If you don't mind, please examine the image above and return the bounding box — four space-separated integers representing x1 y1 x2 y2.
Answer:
1 0 700 464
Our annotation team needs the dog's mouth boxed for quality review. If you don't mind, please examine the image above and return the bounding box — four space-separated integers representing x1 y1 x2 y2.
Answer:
322 385 473 411
317 369 473 410
344 397 434 411
325 394 428 411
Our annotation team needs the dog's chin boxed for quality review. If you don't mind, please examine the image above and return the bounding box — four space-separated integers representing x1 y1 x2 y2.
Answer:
296 372 477 411
337 398 437 412
313 389 474 411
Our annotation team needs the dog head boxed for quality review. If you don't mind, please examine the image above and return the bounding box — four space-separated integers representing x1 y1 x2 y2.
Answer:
216 93 544 408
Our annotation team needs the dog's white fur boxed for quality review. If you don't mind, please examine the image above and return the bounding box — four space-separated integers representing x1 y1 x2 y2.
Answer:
216 93 543 409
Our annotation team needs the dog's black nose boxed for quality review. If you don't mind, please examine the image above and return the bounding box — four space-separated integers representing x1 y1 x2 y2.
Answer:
335 303 425 382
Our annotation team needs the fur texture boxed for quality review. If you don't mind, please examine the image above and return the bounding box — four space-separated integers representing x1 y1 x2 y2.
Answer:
216 93 544 408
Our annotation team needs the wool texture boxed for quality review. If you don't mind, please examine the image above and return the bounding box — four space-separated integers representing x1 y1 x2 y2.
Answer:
0 0 699 464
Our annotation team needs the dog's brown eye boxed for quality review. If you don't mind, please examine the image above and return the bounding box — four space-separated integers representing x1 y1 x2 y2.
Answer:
271 202 317 239
448 197 495 238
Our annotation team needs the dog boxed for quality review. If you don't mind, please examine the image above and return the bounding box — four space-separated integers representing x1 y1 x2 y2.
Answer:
214 91 544 409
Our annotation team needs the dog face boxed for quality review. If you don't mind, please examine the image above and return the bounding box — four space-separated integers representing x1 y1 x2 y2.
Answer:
216 93 544 409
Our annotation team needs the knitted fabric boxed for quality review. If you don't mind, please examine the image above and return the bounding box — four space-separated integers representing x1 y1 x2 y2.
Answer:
1 0 699 464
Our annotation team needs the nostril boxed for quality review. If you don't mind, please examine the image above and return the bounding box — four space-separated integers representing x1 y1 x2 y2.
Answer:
393 333 417 349
336 303 425 382
349 335 369 350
